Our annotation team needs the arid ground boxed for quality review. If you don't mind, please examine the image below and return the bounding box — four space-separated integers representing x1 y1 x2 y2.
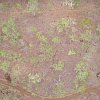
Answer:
0 0 100 100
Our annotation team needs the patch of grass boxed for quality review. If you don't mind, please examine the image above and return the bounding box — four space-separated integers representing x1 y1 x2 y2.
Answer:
28 0 38 16
28 73 41 84
1 18 21 44
52 61 64 71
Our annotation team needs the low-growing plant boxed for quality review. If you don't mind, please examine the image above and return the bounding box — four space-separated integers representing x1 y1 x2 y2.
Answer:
52 61 64 71
27 0 38 16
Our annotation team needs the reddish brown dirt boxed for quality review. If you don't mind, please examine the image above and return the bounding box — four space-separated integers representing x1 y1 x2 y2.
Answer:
0 0 100 100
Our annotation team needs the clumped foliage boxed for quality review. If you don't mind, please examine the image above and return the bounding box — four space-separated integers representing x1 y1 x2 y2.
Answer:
1 18 21 44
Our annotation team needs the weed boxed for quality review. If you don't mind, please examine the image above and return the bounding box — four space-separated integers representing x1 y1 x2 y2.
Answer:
28 0 38 16
52 61 64 71
28 73 41 84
